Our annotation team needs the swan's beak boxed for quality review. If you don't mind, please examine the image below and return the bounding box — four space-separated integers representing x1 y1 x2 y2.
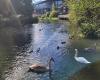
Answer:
75 49 78 52
75 49 78 54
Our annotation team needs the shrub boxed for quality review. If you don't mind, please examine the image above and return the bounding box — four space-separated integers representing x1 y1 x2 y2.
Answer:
65 0 100 38
45 12 50 17
80 23 98 38
49 11 58 18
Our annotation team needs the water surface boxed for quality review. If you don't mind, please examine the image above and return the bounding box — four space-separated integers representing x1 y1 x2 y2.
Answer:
0 23 100 80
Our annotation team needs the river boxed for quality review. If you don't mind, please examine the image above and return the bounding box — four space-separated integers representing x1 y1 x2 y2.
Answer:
0 22 100 80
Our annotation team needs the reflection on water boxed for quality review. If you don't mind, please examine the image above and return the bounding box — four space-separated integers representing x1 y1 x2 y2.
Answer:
0 23 100 80
0 25 32 80
68 39 100 80
69 61 100 80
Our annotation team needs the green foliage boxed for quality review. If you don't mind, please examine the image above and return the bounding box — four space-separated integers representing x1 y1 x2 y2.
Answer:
45 12 50 17
39 12 58 23
81 23 98 38
40 3 58 23
49 3 58 18
66 0 100 38
40 12 50 20
40 16 58 23
49 18 58 23
49 11 58 18
51 3 56 11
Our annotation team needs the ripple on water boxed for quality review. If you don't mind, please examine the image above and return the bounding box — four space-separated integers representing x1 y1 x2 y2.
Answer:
2 23 100 80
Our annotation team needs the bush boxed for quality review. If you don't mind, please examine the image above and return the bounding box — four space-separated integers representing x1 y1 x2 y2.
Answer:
49 11 58 18
40 12 50 19
45 12 50 17
80 23 98 38
65 0 100 38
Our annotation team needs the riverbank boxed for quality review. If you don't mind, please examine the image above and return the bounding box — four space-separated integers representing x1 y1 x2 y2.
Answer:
64 0 100 39
0 15 39 27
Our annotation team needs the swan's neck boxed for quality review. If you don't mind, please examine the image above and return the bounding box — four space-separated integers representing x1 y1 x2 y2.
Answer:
75 51 78 57
48 60 53 79
48 60 52 70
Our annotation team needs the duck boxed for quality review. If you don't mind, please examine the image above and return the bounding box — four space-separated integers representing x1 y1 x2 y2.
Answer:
28 57 55 73
57 46 60 50
29 50 33 53
74 49 91 64
84 43 96 52
36 48 40 53
61 41 66 44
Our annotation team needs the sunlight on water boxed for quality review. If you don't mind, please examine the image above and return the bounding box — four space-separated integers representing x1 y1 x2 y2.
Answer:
0 23 100 80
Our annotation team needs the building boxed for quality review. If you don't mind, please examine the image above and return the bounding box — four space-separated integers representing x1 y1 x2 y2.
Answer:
33 1 52 14
33 0 65 15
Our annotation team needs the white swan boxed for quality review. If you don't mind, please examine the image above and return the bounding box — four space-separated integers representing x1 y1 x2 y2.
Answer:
74 49 91 64
84 43 96 52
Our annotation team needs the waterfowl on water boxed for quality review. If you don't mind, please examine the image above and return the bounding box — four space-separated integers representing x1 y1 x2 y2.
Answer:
39 28 43 31
58 30 67 33
74 49 91 64
28 64 48 73
29 50 33 53
39 29 41 31
36 48 40 53
57 46 60 50
61 41 66 44
84 43 96 52
28 57 55 73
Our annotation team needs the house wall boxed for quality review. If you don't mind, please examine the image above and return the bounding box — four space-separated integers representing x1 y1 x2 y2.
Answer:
33 0 63 14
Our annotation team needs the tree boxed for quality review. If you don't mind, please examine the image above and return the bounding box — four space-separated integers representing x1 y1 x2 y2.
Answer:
0 0 14 16
65 0 100 38
11 0 33 16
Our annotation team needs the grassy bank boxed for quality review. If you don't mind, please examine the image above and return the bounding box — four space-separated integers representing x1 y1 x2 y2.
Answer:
65 0 100 39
